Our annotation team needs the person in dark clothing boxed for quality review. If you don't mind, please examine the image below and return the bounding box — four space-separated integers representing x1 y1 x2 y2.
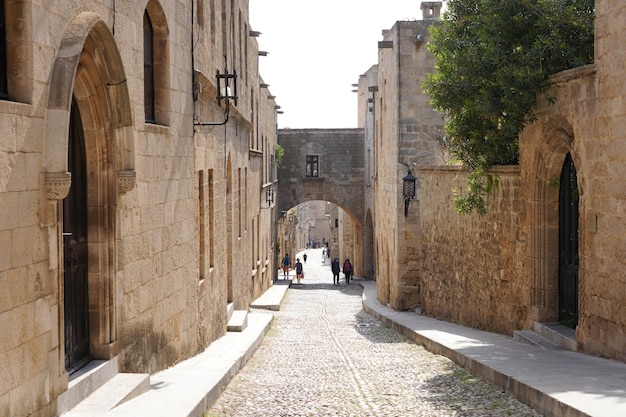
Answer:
282 254 291 279
331 258 341 285
303 253 307 263
295 258 304 285
342 258 353 284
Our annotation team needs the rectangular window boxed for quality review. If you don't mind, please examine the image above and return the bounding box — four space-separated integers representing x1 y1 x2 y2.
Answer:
238 167 242 237
208 169 215 268
251 217 255 270
143 12 155 122
197 0 205 28
306 155 319 177
199 171 206 280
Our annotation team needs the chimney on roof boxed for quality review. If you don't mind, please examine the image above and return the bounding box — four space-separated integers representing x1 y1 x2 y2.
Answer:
421 2 442 20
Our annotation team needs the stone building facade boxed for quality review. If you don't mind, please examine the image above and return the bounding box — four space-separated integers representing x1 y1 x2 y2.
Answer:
377 1 626 364
369 3 446 310
277 128 365 276
356 66 377 279
0 1 278 416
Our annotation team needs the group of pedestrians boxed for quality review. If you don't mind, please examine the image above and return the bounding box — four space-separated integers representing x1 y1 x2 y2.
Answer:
281 253 305 284
281 249 354 286
332 258 352 285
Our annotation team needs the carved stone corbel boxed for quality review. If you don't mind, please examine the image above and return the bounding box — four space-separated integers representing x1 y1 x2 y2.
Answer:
117 169 136 194
45 171 72 200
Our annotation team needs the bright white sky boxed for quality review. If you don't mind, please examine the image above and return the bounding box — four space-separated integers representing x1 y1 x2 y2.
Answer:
249 1 441 129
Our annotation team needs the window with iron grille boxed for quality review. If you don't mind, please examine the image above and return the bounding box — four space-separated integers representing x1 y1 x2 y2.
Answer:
306 155 319 177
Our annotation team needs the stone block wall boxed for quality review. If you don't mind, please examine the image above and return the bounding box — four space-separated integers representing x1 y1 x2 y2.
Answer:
577 2 626 361
374 17 445 310
519 58 626 361
0 1 278 415
277 128 365 276
419 166 530 334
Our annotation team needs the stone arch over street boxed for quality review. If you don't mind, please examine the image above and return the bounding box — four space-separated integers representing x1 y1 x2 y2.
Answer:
277 129 365 220
277 128 367 273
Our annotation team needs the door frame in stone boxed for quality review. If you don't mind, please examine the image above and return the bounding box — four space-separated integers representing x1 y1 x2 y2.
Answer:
44 12 135 370
528 116 579 325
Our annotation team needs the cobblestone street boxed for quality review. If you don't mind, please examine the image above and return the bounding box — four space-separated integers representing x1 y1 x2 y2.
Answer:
207 249 542 417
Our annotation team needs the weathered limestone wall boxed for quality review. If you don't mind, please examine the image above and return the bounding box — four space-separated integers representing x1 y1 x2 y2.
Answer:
358 66 377 280
577 2 626 361
519 37 626 361
407 2 626 364
303 200 332 245
0 1 278 416
374 15 445 310
419 166 529 334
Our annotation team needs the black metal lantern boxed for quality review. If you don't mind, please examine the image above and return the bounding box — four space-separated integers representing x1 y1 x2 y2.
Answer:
402 169 416 216
216 69 238 107
193 68 238 127
266 187 274 204
260 186 274 209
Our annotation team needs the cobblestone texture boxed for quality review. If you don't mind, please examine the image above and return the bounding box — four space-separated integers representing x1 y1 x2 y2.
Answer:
207 250 542 417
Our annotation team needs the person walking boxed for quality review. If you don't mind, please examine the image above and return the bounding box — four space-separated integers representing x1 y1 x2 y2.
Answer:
331 258 341 285
342 258 353 284
282 254 291 279
295 258 304 285
303 253 307 263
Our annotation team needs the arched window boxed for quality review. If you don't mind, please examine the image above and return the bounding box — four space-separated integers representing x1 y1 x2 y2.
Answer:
143 1 170 126
143 11 155 122
0 0 9 98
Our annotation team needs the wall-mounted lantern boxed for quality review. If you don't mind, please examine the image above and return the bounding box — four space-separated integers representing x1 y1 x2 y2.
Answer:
216 69 238 108
266 186 274 204
194 68 238 127
261 185 274 209
402 169 416 216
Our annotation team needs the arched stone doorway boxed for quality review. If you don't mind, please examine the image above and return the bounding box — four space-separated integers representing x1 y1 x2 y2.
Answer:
528 117 579 327
44 12 135 371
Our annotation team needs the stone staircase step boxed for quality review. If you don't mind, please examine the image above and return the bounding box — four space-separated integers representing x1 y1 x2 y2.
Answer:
514 330 561 350
250 279 291 311
227 302 234 321
227 310 248 332
533 322 578 352
64 373 150 415
57 359 118 415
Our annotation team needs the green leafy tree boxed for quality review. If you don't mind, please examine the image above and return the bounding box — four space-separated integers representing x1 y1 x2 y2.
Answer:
423 0 594 214
275 144 285 167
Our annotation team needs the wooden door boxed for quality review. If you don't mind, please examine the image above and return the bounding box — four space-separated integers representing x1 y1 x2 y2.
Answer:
63 98 90 373
559 153 579 327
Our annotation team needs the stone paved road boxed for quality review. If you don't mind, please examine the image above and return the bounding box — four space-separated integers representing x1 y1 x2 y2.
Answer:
207 249 542 417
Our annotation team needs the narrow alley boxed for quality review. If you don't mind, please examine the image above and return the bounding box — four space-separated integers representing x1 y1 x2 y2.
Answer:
206 248 541 417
